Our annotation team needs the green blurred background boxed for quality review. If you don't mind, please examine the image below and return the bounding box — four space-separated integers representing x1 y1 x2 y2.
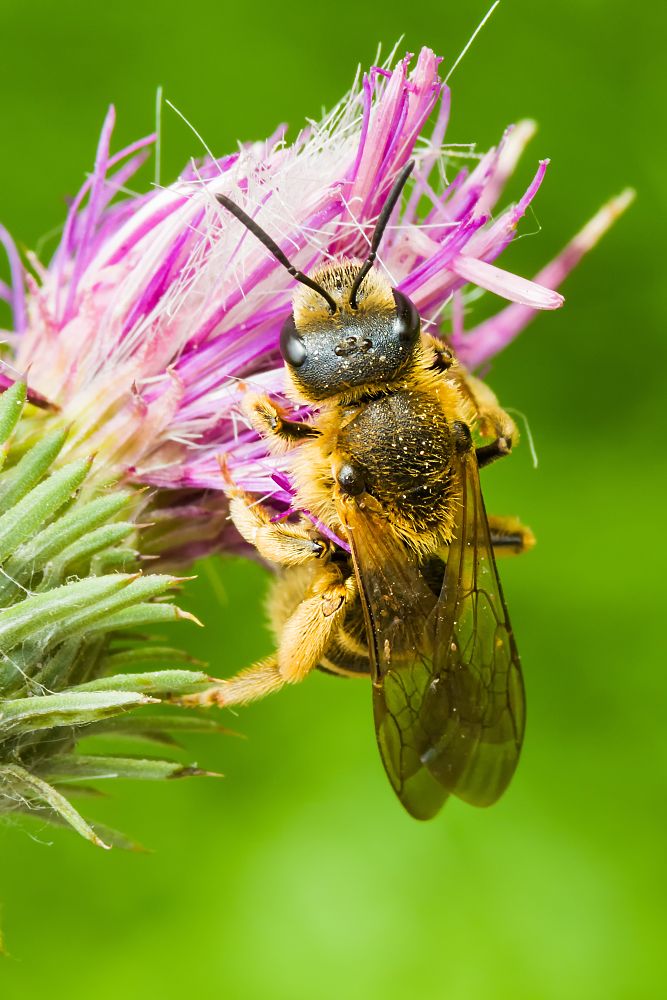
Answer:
1 0 664 996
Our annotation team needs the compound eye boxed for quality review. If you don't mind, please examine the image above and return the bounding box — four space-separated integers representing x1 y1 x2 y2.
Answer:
280 314 307 368
392 289 421 345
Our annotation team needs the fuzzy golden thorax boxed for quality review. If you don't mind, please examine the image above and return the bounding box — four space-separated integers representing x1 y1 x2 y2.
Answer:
287 345 479 560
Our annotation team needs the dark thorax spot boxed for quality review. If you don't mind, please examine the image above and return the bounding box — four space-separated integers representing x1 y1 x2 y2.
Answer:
451 420 473 456
337 463 366 496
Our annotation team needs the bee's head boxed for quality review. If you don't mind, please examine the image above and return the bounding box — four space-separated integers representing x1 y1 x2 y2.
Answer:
280 264 421 400
216 161 418 401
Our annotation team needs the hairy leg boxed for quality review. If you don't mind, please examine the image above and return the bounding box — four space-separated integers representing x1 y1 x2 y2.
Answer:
448 366 517 468
229 491 334 566
243 393 319 452
178 564 356 708
476 437 513 469
488 515 536 557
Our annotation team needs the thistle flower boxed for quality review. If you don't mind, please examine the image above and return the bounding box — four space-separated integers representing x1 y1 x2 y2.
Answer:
0 48 631 845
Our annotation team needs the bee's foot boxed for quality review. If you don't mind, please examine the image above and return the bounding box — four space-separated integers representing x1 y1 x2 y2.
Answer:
476 436 513 469
175 684 228 709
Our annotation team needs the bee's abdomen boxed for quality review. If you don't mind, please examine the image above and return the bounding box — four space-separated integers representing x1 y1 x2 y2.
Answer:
337 390 456 530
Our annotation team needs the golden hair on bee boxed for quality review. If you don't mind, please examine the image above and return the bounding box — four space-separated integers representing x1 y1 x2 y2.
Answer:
292 261 396 330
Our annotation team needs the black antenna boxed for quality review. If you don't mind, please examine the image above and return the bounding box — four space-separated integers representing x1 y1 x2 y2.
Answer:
216 193 338 314
348 160 415 310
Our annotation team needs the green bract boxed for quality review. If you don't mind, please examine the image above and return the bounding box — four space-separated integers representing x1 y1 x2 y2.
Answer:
0 383 218 849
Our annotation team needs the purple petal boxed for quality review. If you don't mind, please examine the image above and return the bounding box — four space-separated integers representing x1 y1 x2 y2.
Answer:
460 189 635 368
0 224 26 332
450 254 564 309
62 106 117 323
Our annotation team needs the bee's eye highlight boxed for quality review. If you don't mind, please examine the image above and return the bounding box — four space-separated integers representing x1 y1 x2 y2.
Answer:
392 290 421 345
280 315 307 368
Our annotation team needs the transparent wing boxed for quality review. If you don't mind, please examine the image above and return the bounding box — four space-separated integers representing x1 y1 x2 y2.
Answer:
339 453 525 819
341 499 448 819
422 452 525 806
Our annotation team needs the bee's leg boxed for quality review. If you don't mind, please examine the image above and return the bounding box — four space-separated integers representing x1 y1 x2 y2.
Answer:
244 393 320 451
424 336 454 373
272 565 357 685
178 567 356 707
488 515 536 557
476 436 513 469
450 368 517 466
229 491 334 566
179 655 287 707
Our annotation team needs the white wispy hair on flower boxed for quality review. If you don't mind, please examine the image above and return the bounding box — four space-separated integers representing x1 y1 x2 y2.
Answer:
1 48 631 561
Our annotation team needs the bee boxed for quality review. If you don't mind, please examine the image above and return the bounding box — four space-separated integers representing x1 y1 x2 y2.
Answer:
185 162 534 819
